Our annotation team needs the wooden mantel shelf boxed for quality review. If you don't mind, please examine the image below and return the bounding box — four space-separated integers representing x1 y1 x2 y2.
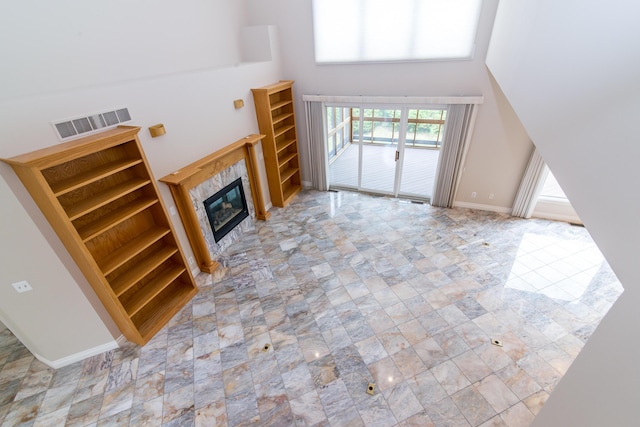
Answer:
159 134 270 273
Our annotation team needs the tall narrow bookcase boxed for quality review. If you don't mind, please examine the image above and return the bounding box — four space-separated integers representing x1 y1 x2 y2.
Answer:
1 126 197 345
251 80 302 207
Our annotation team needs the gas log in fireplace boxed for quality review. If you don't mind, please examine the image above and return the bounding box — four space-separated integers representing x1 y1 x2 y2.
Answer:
203 177 249 242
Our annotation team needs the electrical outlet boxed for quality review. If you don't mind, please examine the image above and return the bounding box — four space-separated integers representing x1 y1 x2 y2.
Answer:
489 193 494 200
12 280 33 293
188 256 195 265
169 206 177 216
471 192 477 199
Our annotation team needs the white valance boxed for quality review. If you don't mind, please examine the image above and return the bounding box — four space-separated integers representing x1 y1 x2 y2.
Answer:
301 94 484 106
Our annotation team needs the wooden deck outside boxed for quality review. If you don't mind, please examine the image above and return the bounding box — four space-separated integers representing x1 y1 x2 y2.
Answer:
328 143 440 199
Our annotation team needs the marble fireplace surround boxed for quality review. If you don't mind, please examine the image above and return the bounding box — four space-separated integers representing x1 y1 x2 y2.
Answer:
160 134 270 273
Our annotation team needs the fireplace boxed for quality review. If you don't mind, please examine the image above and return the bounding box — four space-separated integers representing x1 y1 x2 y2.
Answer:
203 177 249 243
159 134 269 273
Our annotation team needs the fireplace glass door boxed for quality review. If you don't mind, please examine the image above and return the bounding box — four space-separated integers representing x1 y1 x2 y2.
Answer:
203 177 249 242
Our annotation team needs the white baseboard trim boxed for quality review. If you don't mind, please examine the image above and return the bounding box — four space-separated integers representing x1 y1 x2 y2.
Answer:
301 180 312 188
532 211 582 224
115 334 128 346
33 338 121 369
532 199 582 224
453 201 512 214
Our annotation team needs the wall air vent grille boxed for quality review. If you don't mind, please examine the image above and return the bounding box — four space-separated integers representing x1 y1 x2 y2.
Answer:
52 107 132 141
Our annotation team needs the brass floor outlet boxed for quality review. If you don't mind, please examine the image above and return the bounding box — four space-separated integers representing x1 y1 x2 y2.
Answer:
491 338 503 347
262 343 271 352
366 383 376 395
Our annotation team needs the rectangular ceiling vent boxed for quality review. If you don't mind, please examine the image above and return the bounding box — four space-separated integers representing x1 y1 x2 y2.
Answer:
52 107 132 141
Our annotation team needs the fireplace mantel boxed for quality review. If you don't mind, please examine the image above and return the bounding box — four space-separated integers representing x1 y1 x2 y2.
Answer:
159 134 270 273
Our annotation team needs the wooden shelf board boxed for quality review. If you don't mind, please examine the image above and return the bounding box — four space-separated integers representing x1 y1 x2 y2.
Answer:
273 124 295 139
270 99 292 111
1 126 141 167
271 112 294 125
99 226 171 275
111 245 178 296
276 138 296 154
49 158 143 196
78 196 159 242
280 166 300 184
282 184 302 205
278 152 297 166
65 177 151 220
123 264 187 316
135 283 197 340
251 79 294 95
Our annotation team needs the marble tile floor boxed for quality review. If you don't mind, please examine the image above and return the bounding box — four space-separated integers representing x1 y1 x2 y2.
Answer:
0 190 623 427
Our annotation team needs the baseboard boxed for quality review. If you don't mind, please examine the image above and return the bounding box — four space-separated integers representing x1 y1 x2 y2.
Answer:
453 201 512 214
115 334 128 346
532 211 582 224
33 338 120 369
532 199 582 224
301 180 312 188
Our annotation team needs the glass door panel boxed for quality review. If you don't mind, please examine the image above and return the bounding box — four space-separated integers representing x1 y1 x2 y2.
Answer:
398 109 444 199
328 106 358 188
399 146 439 199
360 109 401 194
405 109 446 148
360 144 397 194
359 108 374 143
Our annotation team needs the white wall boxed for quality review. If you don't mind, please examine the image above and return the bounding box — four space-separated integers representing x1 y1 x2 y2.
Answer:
0 0 242 100
244 0 532 211
486 1 640 425
0 174 117 364
0 0 281 365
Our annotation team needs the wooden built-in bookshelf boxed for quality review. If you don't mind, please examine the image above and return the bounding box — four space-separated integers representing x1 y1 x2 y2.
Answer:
251 80 302 207
1 126 197 345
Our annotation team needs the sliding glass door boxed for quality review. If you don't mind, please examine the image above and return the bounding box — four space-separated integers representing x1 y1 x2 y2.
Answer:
327 104 446 200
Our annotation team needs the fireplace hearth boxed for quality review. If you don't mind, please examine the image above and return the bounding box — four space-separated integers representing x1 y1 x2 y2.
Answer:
204 177 249 243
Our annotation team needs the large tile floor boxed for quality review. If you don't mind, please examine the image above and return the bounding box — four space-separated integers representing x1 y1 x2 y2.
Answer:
0 190 623 427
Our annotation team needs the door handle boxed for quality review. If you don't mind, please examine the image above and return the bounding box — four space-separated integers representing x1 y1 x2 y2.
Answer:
395 150 400 161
